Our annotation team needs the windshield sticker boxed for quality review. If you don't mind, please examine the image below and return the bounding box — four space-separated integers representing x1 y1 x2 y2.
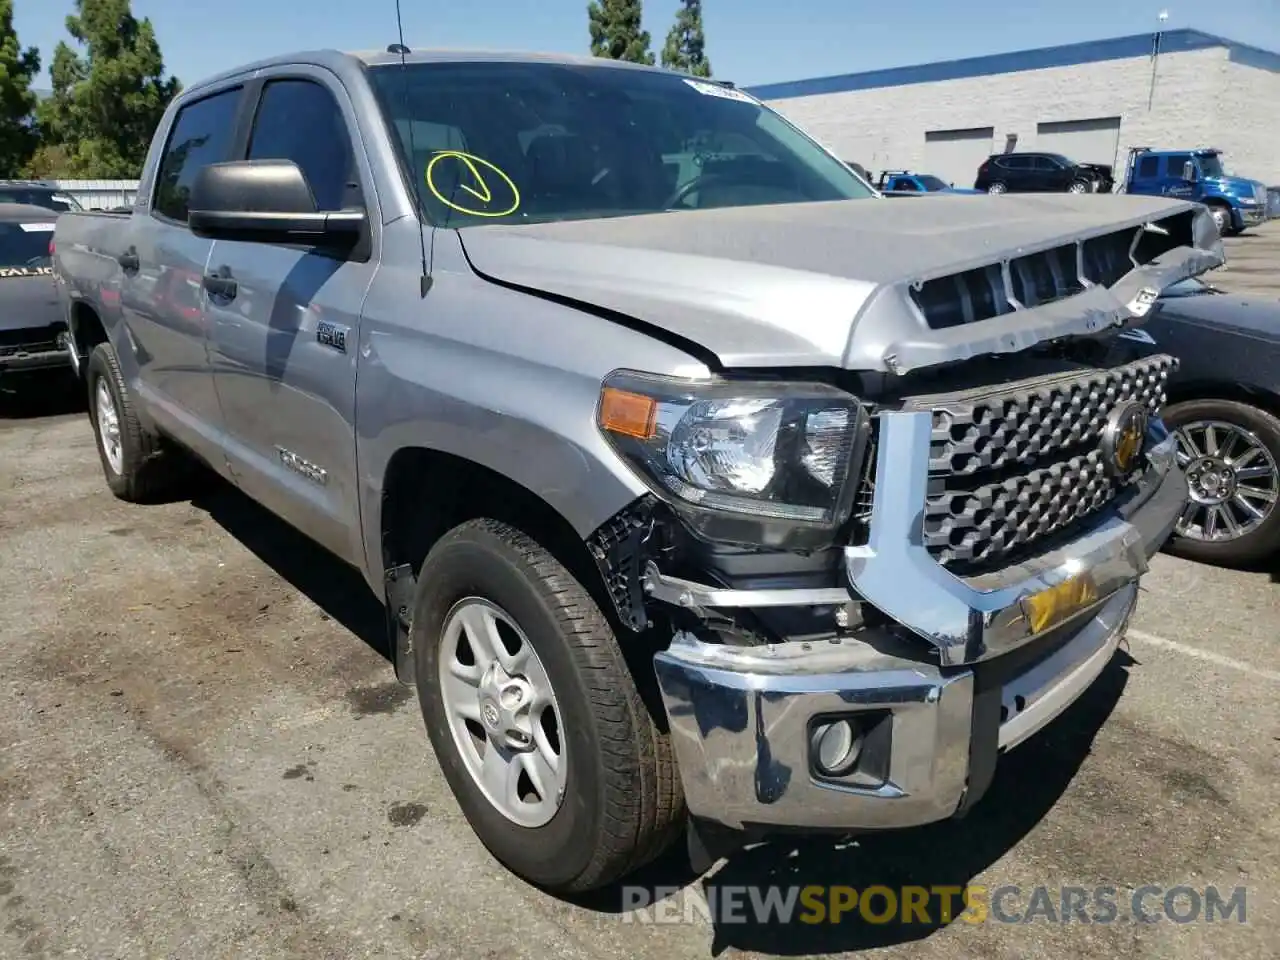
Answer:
425 151 521 218
682 79 756 103
19 221 56 232
0 266 53 278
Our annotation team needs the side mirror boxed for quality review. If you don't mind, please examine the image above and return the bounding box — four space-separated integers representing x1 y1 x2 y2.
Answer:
1181 161 1197 182
188 159 365 247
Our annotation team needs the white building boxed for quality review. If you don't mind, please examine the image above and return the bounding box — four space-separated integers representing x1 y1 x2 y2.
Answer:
747 28 1280 190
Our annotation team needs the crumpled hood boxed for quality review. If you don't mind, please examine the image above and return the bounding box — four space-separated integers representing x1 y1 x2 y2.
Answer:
457 192 1218 370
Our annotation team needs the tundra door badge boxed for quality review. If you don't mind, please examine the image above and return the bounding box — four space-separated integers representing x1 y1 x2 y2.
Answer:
316 320 350 354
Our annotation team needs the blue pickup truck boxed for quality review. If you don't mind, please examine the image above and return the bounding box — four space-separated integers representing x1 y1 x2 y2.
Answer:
1121 147 1270 236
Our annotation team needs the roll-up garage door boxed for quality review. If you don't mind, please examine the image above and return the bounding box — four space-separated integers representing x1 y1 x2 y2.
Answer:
923 127 996 189
1035 117 1122 169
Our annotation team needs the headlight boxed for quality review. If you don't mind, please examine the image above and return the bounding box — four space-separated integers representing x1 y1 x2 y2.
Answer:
596 371 866 530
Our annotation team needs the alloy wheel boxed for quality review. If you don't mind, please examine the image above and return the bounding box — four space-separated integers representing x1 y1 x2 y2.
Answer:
95 377 123 475
437 597 567 828
1174 420 1279 543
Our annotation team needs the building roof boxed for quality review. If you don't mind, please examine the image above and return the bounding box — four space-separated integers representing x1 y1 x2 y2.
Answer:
745 28 1280 101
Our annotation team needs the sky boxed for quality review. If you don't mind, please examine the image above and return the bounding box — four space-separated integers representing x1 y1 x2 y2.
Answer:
13 0 1280 92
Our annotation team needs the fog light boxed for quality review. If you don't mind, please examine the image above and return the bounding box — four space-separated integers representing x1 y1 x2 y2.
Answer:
810 719 863 777
55 331 70 350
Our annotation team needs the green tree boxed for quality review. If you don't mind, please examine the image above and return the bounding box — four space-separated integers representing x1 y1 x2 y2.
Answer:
661 0 711 77
36 0 181 178
587 0 655 65
0 0 41 174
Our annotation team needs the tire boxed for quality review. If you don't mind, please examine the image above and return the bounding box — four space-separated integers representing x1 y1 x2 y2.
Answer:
986 182 1007 195
86 342 186 502
1161 398 1280 567
1068 180 1090 194
412 518 684 893
1206 203 1232 237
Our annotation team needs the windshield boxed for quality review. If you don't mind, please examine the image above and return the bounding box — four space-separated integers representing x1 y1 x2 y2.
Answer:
917 175 949 191
368 61 874 227
0 221 54 269
0 188 81 213
1198 154 1226 178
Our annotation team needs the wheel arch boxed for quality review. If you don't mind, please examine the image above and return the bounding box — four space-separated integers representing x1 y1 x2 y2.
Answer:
375 446 653 686
1164 378 1280 419
67 299 108 378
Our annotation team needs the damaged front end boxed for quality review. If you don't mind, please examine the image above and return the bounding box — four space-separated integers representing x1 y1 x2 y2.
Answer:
585 201 1222 844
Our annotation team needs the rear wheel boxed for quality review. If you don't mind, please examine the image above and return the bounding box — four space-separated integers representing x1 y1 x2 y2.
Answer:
1162 398 1280 567
412 518 684 893
86 342 187 502
986 182 1007 195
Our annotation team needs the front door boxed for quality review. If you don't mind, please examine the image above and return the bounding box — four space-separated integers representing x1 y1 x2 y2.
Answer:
1162 153 1196 199
205 72 378 564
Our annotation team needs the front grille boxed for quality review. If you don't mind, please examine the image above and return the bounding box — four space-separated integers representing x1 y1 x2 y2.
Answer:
0 323 63 357
910 209 1195 330
920 354 1177 572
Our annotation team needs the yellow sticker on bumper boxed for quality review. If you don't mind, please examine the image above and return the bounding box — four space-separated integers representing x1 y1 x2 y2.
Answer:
1021 573 1100 635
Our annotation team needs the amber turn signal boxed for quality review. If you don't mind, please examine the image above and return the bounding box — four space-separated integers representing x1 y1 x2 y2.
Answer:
598 386 658 439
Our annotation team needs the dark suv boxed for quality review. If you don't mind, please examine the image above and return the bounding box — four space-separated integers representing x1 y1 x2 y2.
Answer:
974 152 1115 195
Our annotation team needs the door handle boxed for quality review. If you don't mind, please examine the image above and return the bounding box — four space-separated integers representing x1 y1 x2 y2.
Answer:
117 248 140 273
203 266 237 301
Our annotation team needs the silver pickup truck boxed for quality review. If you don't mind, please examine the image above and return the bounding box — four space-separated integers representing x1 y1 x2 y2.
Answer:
53 48 1223 894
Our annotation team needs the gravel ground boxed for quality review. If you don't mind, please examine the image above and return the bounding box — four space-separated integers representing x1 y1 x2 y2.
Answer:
0 224 1277 959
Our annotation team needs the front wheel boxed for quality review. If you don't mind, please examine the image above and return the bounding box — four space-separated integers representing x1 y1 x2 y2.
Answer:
1162 398 1280 567
1207 204 1232 237
1067 180 1090 194
412 518 684 893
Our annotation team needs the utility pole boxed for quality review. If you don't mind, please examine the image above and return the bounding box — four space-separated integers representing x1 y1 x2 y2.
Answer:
1148 9 1169 110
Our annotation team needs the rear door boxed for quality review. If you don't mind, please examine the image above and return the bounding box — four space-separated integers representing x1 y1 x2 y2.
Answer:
127 83 247 460
205 69 378 563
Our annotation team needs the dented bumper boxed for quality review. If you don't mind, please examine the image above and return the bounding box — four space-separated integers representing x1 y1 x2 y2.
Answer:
650 415 1185 834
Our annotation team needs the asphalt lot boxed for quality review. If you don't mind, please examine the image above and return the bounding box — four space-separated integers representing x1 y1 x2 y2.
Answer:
1 223 1278 960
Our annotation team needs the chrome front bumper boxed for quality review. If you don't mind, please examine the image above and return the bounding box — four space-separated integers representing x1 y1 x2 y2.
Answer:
651 410 1185 833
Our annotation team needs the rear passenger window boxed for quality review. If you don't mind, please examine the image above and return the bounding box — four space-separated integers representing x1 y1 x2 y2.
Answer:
1137 156 1159 178
152 87 242 223
247 79 359 212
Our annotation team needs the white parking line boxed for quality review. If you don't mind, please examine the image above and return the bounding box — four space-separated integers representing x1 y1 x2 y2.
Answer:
1126 629 1280 682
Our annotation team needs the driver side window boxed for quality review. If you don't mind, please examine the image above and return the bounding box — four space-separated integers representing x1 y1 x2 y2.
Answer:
246 78 361 212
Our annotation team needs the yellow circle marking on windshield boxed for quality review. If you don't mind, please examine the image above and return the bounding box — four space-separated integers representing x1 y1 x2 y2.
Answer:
425 151 521 218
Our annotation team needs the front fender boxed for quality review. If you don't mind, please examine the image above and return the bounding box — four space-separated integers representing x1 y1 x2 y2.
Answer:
354 236 710 590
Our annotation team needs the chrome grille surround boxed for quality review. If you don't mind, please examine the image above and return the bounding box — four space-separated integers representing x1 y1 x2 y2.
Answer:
918 354 1178 570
